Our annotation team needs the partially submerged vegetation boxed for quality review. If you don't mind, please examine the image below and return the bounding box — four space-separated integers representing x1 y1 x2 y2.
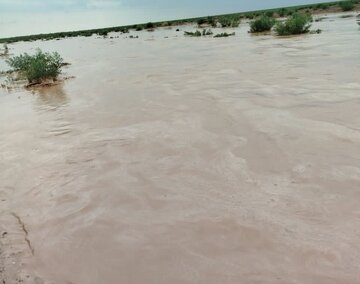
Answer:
0 1 359 44
275 13 313 35
213 32 236 38
249 15 276 33
184 29 213 37
6 49 64 84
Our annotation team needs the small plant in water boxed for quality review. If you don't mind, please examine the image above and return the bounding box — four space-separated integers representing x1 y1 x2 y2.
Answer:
213 32 235 38
275 13 312 36
249 15 276 33
6 49 63 84
184 30 202 37
184 29 213 37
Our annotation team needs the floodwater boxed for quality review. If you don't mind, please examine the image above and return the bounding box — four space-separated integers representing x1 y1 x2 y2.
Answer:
1 13 360 284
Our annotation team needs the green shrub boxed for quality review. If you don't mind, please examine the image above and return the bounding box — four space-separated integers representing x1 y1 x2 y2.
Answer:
278 8 287 17
145 22 154 29
98 30 108 36
214 32 235 38
184 30 202 37
120 28 129 33
202 29 213 35
247 13 255 19
218 17 240 28
6 49 63 83
339 1 355 11
275 13 312 35
197 18 206 26
184 29 213 37
207 17 216 27
249 15 276 33
197 17 216 27
81 31 93 37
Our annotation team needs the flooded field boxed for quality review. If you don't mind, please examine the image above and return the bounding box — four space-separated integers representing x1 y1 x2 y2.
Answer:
1 12 360 284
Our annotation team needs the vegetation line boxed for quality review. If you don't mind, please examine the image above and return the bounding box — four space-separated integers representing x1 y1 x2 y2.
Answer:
0 0 359 43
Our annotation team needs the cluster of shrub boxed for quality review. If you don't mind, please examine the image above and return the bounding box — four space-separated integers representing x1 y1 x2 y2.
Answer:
249 13 313 35
188 13 316 36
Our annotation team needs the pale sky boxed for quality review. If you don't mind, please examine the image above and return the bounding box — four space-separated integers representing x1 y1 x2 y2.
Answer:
0 0 332 37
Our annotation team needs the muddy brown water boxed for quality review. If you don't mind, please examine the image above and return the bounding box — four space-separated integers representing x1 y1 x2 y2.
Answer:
1 13 360 284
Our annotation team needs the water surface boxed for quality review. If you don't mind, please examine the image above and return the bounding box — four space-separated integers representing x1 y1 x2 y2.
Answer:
1 13 360 284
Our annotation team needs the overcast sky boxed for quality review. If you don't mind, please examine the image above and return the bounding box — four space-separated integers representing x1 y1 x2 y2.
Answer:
0 0 331 37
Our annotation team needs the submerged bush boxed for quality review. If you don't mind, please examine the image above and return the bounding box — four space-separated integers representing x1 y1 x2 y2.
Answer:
184 29 213 37
249 15 276 33
213 32 235 38
6 49 63 83
184 30 202 37
202 29 213 35
340 1 355 11
275 13 312 36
